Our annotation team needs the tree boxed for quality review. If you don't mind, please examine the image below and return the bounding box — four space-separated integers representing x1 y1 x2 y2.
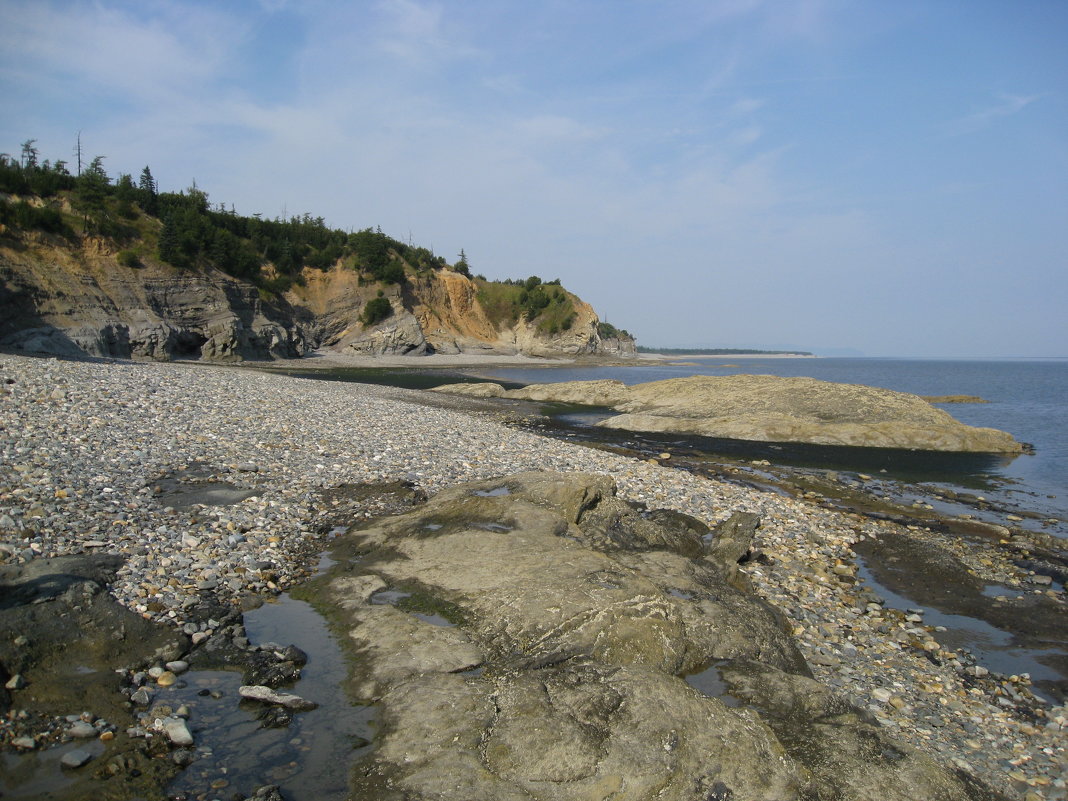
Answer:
114 173 138 219
20 139 39 169
75 155 110 232
138 166 158 215
455 249 471 277
157 214 182 266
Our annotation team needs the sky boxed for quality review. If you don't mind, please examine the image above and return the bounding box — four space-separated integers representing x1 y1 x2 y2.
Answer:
1 0 1065 357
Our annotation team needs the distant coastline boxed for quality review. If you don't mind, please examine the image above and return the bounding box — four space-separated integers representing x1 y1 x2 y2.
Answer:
637 347 816 358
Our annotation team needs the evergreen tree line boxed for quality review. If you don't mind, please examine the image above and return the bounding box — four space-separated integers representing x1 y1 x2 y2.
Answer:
0 140 470 295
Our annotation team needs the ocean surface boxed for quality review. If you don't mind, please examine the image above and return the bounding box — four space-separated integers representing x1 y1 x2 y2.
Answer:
472 358 1068 529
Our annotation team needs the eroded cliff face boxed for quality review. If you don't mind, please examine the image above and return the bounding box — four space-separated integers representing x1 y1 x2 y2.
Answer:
0 232 635 361
0 234 307 361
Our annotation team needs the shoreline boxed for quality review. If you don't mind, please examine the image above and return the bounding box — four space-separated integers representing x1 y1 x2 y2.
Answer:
1 354 1065 799
237 346 818 372
240 347 631 370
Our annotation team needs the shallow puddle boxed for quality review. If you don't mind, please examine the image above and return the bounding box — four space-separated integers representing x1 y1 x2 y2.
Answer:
313 528 347 576
369 588 459 627
473 487 512 497
314 552 338 575
411 611 455 627
370 589 412 605
0 741 106 799
981 583 1024 600
473 522 514 532
681 662 744 707
165 594 373 800
856 558 1065 703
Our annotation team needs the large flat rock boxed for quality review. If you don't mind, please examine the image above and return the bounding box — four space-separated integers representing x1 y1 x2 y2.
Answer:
310 472 1003 801
433 374 1022 452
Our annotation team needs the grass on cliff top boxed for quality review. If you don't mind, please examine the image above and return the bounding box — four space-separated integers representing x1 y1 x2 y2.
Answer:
475 277 577 334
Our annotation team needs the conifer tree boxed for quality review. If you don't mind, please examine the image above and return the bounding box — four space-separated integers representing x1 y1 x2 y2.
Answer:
75 156 110 233
158 214 181 265
455 249 471 277
138 166 158 215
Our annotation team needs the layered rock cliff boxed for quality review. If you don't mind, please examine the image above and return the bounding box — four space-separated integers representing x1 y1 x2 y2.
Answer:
0 228 635 362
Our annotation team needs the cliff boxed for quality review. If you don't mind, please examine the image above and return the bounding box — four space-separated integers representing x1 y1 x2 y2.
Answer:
0 219 635 362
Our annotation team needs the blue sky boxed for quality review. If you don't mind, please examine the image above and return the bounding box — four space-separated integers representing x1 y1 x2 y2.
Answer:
1 0 1065 356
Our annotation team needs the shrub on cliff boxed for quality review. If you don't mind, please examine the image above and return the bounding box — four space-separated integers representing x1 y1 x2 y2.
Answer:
0 198 68 235
361 296 393 327
476 276 577 334
597 321 631 340
116 249 141 268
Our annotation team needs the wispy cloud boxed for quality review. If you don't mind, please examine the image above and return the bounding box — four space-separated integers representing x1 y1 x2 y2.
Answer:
0 1 241 101
942 92 1042 136
373 0 481 66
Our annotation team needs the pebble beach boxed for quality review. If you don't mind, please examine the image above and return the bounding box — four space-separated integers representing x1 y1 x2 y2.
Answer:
1 353 1065 800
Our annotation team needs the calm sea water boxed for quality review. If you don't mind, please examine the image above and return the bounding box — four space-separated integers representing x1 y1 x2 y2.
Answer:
475 358 1068 526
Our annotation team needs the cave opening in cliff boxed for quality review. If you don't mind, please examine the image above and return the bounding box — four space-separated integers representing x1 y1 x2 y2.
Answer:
173 332 208 359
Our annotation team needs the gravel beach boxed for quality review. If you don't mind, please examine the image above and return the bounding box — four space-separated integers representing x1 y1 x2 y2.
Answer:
1 354 1064 800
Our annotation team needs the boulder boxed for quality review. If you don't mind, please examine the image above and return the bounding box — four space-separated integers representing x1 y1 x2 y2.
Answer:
429 381 509 399
238 685 318 710
311 472 998 800
345 310 430 356
705 511 761 568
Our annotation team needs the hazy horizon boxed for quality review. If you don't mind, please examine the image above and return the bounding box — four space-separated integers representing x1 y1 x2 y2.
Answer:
1 1 1065 358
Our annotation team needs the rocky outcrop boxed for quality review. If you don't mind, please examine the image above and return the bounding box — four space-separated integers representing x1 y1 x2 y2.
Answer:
432 375 1023 453
0 234 634 361
309 472 1002 801
0 237 308 361
344 309 431 356
598 333 639 357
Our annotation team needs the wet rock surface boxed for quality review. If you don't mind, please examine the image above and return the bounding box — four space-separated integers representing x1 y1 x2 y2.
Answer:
310 471 1006 800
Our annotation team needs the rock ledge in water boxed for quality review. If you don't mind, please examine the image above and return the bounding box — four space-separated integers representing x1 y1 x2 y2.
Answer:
434 374 1021 452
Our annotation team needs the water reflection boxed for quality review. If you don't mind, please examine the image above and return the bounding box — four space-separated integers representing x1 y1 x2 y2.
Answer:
166 595 373 801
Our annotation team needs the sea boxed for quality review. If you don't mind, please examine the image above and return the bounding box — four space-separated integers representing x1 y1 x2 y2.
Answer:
467 357 1068 533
